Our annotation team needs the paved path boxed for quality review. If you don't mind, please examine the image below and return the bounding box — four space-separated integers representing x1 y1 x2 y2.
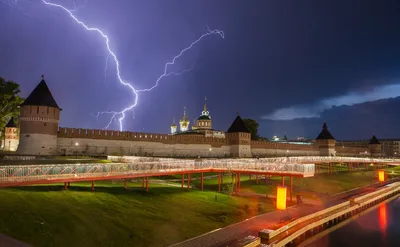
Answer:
171 203 320 247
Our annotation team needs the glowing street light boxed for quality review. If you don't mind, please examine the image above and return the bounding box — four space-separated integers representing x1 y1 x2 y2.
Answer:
75 142 79 146
276 186 287 210
378 170 385 182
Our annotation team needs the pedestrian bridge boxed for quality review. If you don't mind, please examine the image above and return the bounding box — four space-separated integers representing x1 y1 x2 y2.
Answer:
0 156 399 187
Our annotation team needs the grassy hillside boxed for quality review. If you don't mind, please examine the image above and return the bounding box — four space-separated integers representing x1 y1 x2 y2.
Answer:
0 181 273 247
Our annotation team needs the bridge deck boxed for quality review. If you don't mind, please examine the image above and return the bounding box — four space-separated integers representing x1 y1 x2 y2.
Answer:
1 156 399 187
0 159 314 187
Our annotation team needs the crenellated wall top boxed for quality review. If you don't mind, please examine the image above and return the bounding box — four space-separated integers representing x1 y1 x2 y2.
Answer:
251 140 319 150
57 127 229 146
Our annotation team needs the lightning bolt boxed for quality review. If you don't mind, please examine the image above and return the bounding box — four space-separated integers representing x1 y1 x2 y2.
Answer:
40 0 224 131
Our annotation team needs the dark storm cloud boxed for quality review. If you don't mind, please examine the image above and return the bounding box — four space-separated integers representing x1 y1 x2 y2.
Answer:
262 83 400 120
2 0 400 139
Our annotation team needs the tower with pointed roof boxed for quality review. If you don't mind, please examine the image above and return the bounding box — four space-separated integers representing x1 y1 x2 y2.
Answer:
3 117 19 151
170 118 177 134
17 75 61 155
179 107 190 132
193 96 212 131
368 135 381 157
315 122 336 156
226 113 252 157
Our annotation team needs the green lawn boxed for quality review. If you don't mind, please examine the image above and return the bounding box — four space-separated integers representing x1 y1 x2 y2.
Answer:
0 181 274 247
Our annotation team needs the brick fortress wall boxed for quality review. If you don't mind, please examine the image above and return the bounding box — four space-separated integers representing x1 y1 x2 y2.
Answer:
251 140 320 157
57 127 231 157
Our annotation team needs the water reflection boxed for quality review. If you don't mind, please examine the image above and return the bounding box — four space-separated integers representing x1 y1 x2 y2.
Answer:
379 203 387 233
304 196 399 247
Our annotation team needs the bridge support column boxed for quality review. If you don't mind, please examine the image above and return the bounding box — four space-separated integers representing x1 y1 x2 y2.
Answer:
123 179 126 190
256 175 259 184
201 172 204 191
265 175 268 184
290 177 293 203
249 174 251 180
218 173 221 192
187 174 191 190
237 173 241 192
91 180 95 191
281 176 285 186
67 182 70 188
142 177 145 188
181 174 184 188
145 176 149 191
64 182 67 190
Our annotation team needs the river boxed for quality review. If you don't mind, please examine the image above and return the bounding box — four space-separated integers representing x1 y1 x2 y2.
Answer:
304 196 400 247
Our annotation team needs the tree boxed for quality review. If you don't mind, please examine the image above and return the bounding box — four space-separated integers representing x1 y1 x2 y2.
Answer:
0 77 24 134
243 118 259 140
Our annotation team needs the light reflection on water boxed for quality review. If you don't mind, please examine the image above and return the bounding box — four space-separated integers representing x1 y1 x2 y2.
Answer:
379 203 387 234
305 196 400 247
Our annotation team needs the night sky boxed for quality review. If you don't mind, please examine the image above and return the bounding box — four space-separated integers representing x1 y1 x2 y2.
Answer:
2 0 400 140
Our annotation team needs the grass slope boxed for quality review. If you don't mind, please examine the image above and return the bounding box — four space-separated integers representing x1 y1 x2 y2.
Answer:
0 181 273 247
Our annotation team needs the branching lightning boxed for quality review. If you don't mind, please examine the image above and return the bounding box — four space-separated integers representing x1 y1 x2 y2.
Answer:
39 0 224 131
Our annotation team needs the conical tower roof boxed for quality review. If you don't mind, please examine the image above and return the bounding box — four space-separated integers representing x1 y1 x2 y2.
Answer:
316 122 335 140
227 114 250 133
21 75 60 109
369 135 380 145
5 117 17 128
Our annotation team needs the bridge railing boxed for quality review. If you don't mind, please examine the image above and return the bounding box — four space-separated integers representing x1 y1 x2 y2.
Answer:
0 161 200 185
109 155 400 165
0 159 315 186
259 156 400 163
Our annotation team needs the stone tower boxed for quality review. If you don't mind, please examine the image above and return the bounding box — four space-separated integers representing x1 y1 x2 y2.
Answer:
315 122 336 156
368 135 381 157
17 76 61 155
3 117 19 151
226 114 252 158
